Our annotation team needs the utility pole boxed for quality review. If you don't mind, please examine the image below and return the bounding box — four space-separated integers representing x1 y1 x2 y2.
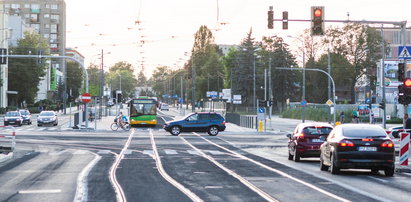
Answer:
328 49 332 123
192 56 196 112
100 49 104 119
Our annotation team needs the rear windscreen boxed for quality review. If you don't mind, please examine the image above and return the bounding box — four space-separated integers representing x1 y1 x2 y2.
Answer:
303 127 332 135
343 127 387 138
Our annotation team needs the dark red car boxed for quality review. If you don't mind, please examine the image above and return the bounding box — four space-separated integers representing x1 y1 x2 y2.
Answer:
287 123 333 162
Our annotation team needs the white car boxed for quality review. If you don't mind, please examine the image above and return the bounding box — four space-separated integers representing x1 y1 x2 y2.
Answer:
160 103 169 111
37 111 58 126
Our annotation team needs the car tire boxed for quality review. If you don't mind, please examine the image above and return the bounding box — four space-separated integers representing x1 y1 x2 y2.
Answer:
208 126 219 136
170 126 181 136
384 167 395 177
294 150 301 162
38 124 41 127
320 156 329 171
330 154 340 174
4 124 7 126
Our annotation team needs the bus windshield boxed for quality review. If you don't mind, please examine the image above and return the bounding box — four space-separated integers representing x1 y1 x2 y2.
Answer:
130 100 156 116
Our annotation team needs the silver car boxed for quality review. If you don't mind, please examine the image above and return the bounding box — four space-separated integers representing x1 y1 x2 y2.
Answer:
37 111 58 126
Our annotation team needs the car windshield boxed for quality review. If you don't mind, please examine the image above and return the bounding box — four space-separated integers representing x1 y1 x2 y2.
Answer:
303 126 332 135
6 112 19 116
40 112 55 116
20 111 29 115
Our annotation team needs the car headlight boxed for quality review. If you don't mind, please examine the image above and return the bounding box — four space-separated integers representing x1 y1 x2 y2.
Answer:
4 118 8 121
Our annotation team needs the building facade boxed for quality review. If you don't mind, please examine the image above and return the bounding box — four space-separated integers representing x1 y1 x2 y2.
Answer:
0 4 9 108
3 0 66 103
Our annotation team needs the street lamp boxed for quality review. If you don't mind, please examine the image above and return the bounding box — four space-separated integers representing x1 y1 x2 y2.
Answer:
288 35 306 123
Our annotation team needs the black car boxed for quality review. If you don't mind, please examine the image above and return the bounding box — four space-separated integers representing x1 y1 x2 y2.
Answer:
4 111 23 126
320 124 395 176
18 109 32 125
163 112 226 136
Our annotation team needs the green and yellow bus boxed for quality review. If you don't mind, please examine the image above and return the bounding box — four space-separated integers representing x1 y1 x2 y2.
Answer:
129 97 157 126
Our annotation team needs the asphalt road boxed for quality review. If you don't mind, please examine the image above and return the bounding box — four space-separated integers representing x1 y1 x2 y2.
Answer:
0 113 410 202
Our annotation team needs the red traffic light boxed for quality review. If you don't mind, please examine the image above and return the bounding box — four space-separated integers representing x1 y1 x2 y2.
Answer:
404 79 411 87
314 9 322 17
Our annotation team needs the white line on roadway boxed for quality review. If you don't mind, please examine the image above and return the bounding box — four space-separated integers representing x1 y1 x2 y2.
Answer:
19 189 61 194
181 135 279 202
195 134 350 202
149 129 203 202
74 151 101 202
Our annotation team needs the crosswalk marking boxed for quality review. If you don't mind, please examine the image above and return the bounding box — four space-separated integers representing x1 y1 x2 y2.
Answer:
164 149 178 155
123 149 133 155
208 150 224 155
143 150 154 155
187 150 201 155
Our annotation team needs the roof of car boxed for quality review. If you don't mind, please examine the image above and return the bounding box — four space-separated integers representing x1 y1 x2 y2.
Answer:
336 123 384 130
297 122 333 128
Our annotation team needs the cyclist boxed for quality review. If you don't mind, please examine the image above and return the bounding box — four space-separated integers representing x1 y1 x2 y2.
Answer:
117 112 128 127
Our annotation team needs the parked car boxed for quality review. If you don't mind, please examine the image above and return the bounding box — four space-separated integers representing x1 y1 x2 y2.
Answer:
320 124 395 176
163 112 226 136
18 109 32 125
287 122 333 162
4 111 23 126
37 111 58 126
385 126 408 138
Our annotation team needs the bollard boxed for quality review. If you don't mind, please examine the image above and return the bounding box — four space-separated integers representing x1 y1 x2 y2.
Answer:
399 132 410 166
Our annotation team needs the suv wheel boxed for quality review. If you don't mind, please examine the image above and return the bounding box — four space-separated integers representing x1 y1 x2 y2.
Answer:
330 154 340 174
208 126 219 136
170 126 181 136
320 155 329 171
294 150 301 162
384 167 394 177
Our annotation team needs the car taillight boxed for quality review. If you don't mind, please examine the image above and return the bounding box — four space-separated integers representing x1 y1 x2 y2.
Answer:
386 131 391 135
339 139 354 147
381 140 394 148
222 121 225 125
296 133 304 139
362 138 373 141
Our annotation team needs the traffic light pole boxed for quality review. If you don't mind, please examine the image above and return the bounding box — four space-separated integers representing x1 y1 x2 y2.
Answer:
5 54 90 128
401 24 407 130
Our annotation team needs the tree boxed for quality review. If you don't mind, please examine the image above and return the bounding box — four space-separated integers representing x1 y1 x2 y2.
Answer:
8 31 50 104
136 69 147 87
324 24 385 103
150 65 172 97
67 61 84 101
86 64 100 96
261 35 299 111
107 62 138 99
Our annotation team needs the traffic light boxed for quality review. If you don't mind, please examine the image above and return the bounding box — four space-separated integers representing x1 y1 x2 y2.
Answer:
398 84 406 104
398 62 405 82
378 101 385 110
0 48 7 65
267 6 273 29
282 11 288 30
311 6 324 36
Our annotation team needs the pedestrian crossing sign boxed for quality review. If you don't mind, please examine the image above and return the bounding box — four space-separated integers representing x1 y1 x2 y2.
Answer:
398 46 411 59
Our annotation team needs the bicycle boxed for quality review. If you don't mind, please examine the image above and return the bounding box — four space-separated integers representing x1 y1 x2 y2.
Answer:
111 118 130 131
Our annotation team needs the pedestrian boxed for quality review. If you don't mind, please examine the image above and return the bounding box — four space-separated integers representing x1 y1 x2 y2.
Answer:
404 113 411 130
38 105 43 113
370 110 375 124
60 103 64 113
352 109 359 123
339 111 345 124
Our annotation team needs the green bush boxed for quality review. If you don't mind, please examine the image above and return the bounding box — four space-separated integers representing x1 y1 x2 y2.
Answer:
282 108 358 123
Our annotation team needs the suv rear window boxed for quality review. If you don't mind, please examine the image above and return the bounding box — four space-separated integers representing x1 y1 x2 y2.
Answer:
210 114 222 120
303 126 332 135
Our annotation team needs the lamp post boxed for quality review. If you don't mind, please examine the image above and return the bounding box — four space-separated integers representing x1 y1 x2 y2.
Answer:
288 36 306 122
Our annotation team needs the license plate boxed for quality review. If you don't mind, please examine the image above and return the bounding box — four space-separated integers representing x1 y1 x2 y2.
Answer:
312 139 324 143
9 122 15 124
358 146 377 151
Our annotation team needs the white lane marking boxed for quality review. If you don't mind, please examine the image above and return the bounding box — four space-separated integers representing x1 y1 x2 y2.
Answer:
149 129 203 202
187 150 201 155
73 150 88 155
143 150 154 156
200 134 349 202
208 150 224 155
164 149 178 155
181 136 278 202
19 189 61 194
109 129 135 202
123 149 132 155
97 150 111 154
73 151 101 202
366 176 388 183
401 173 411 177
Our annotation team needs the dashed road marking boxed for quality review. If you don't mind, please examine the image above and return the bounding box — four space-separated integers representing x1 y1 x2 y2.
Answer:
164 149 178 155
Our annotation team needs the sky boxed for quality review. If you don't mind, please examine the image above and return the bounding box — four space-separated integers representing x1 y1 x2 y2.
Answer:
65 0 411 78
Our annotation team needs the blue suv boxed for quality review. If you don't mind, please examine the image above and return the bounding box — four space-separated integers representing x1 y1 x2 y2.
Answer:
163 112 226 136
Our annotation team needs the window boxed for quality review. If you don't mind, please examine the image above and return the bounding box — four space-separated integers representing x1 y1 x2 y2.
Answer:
24 4 30 8
188 114 198 121
24 14 30 18
11 4 20 9
210 114 221 120
5 4 10 9
30 14 39 22
31 4 40 9
43 34 50 39
44 24 50 29
50 34 57 41
44 14 50 18
30 24 40 32
50 43 58 49
198 114 210 120
51 4 59 10
50 24 58 33
45 4 50 9
51 14 59 21
393 31 401 44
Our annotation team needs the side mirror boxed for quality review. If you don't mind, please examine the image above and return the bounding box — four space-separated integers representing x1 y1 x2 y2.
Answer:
286 134 292 139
